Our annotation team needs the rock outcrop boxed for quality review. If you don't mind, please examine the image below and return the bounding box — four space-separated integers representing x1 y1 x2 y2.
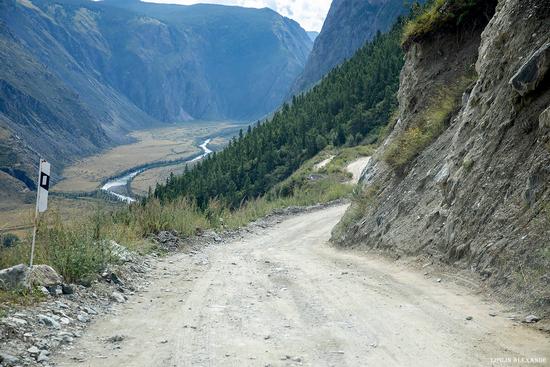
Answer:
509 42 550 96
333 0 550 314
0 264 64 291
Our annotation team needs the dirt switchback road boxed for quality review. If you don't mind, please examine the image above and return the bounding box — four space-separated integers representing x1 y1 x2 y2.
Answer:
55 205 549 367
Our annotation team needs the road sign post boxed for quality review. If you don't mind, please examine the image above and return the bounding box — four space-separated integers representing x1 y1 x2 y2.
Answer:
30 159 50 268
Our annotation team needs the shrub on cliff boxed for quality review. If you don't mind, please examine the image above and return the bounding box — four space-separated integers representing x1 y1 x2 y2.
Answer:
402 0 497 49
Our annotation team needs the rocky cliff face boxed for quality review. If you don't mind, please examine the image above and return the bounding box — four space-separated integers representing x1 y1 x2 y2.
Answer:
333 0 550 314
290 0 423 95
10 0 313 123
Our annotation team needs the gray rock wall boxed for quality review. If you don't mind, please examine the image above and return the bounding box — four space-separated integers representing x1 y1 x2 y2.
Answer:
333 0 550 314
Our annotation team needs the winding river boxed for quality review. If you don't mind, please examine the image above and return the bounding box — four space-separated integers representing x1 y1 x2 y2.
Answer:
101 138 213 203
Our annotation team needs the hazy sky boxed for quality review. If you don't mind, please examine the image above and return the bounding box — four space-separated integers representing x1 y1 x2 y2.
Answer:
143 0 333 31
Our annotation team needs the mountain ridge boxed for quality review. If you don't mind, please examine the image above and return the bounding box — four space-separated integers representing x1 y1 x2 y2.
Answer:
290 0 426 96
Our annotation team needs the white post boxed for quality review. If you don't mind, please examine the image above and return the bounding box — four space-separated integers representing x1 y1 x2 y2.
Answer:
29 161 42 269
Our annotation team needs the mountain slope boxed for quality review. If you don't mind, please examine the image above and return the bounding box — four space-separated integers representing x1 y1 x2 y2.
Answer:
0 14 117 207
13 0 313 122
291 0 425 95
307 31 319 42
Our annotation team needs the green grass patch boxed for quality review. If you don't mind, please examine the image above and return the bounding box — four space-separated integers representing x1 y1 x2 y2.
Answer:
383 76 474 171
462 157 475 172
383 91 456 170
0 213 114 283
0 287 46 308
324 145 375 174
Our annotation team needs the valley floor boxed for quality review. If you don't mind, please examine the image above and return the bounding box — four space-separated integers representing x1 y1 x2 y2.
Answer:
53 205 549 366
53 122 239 194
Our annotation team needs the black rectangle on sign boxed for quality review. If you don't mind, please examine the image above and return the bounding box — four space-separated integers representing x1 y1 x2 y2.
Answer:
40 172 50 191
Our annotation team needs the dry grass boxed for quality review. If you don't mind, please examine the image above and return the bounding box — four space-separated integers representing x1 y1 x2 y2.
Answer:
0 212 110 282
332 184 380 241
131 163 187 196
0 196 118 235
323 145 374 175
0 182 352 283
131 137 231 195
0 288 46 309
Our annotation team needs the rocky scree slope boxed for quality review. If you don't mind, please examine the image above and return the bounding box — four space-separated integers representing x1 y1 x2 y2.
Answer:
290 0 425 95
333 0 550 315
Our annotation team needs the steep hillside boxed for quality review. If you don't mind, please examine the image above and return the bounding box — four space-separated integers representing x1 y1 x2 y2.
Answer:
0 15 117 208
333 0 550 314
290 0 425 95
307 31 319 42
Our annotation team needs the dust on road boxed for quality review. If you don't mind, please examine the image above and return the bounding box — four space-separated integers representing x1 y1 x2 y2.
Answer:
54 205 550 367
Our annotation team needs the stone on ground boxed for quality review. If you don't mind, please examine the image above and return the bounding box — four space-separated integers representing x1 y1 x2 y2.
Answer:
0 264 30 291
30 265 63 288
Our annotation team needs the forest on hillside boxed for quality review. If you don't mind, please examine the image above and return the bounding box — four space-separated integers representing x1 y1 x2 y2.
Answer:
153 20 405 208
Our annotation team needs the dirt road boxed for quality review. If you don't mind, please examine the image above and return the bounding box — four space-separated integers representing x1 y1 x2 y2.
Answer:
55 205 549 367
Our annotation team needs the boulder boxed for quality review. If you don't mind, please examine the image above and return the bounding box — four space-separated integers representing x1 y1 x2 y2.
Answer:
36 351 49 363
524 315 541 323
27 346 40 355
77 314 90 323
61 284 74 295
434 163 450 187
0 264 30 290
110 291 126 303
509 43 550 96
37 314 60 329
155 231 183 251
109 240 136 263
30 265 63 288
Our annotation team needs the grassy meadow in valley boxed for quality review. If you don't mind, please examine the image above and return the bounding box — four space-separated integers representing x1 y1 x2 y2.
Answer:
53 122 239 193
131 136 229 196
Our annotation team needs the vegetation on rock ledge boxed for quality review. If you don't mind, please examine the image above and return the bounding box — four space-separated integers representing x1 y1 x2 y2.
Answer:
402 0 498 49
383 74 476 170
